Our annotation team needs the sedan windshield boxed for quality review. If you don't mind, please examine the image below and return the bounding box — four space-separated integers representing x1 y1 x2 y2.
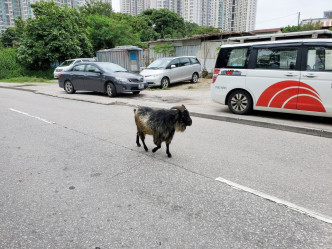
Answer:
98 63 127 73
59 60 75 67
148 58 171 69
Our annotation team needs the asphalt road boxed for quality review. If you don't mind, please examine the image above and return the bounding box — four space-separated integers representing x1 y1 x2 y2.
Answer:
1 88 331 248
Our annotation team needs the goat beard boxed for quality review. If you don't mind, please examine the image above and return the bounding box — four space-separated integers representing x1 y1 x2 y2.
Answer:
175 122 187 132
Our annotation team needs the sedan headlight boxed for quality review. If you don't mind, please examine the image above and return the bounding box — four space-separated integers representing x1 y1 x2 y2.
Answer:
115 77 130 82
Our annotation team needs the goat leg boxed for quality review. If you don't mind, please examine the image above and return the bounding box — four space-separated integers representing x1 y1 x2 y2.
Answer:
152 145 161 153
139 132 148 151
166 143 172 158
136 132 141 147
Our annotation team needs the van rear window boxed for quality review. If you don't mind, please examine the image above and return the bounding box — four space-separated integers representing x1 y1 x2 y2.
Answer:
215 47 248 68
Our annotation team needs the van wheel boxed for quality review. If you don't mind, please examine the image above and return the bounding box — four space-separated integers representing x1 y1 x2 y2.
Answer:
228 90 252 115
106 82 117 97
64 81 75 94
191 73 199 83
160 77 170 89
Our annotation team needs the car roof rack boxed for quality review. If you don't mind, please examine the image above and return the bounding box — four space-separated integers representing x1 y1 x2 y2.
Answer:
226 30 332 44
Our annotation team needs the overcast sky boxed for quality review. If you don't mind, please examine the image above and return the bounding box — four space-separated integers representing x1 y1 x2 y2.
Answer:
111 0 331 30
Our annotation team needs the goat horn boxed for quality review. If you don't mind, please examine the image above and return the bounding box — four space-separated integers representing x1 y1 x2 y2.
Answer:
171 105 186 112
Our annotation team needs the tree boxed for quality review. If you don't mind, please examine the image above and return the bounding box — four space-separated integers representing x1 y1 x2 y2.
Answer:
78 0 113 17
139 9 186 39
111 12 159 42
282 22 322 33
0 17 25 47
153 43 175 57
185 22 220 37
0 28 18 47
86 14 140 51
17 1 93 70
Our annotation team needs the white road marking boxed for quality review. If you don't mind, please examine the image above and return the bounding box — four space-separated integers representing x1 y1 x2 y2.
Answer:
215 177 332 224
9 108 56 124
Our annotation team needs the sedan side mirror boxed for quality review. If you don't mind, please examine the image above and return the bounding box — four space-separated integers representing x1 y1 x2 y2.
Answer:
171 65 176 69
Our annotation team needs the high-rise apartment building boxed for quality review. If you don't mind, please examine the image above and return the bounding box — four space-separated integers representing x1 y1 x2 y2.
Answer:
120 0 149 16
324 10 332 18
0 0 102 32
222 0 256 32
119 0 256 32
0 0 33 31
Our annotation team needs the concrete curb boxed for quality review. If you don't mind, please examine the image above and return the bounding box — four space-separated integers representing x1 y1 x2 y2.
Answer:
190 112 332 138
1 85 332 139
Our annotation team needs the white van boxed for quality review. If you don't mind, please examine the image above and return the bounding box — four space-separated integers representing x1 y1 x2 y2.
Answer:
211 39 332 117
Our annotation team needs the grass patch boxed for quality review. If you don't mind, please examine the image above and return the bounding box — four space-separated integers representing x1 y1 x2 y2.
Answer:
0 77 56 83
187 86 194 89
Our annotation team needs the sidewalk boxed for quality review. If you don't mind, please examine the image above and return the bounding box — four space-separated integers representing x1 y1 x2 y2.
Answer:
1 81 332 138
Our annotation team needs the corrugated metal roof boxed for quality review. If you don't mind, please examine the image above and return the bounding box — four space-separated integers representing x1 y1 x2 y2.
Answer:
97 46 143 52
146 32 252 44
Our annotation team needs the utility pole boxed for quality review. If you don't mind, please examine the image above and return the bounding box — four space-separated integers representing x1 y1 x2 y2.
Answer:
297 12 301 26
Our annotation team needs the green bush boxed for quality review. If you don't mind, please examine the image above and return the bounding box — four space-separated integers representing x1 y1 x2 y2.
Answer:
0 47 54 80
0 47 24 79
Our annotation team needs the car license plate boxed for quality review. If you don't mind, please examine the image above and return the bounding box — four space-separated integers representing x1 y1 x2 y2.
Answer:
138 84 144 89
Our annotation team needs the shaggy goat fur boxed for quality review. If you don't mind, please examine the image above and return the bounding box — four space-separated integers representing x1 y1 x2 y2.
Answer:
134 105 192 157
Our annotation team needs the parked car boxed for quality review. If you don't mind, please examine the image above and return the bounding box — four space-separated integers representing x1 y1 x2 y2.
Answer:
53 58 96 78
140 56 202 88
58 62 148 97
211 38 332 117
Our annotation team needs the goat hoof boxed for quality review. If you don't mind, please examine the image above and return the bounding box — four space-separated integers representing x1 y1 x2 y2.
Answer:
137 144 141 147
144 147 148 152
167 153 172 158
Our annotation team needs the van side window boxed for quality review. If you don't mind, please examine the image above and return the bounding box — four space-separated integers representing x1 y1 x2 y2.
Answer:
169 59 180 68
306 47 332 71
215 47 248 68
179 57 191 67
256 48 298 70
189 57 200 64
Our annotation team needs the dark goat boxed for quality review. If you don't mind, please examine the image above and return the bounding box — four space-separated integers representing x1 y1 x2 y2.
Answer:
134 105 192 157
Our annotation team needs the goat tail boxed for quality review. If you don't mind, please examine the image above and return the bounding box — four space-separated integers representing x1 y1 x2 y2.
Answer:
134 108 137 113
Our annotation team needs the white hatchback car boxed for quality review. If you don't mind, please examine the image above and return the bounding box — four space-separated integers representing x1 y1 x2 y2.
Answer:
140 56 202 88
53 58 96 78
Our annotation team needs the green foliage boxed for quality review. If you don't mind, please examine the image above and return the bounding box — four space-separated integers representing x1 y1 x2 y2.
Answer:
111 13 160 42
153 43 175 56
78 0 113 17
0 47 24 79
0 18 25 47
185 22 220 36
17 1 93 70
1 28 18 47
86 14 141 51
0 47 55 79
139 9 186 39
282 22 322 33
0 76 54 83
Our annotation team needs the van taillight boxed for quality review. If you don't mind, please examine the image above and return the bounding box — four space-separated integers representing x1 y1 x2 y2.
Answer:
212 68 220 84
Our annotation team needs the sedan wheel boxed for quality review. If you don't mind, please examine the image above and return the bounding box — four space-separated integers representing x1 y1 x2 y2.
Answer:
64 81 75 94
106 82 117 97
228 90 252 115
191 73 199 83
160 77 170 89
